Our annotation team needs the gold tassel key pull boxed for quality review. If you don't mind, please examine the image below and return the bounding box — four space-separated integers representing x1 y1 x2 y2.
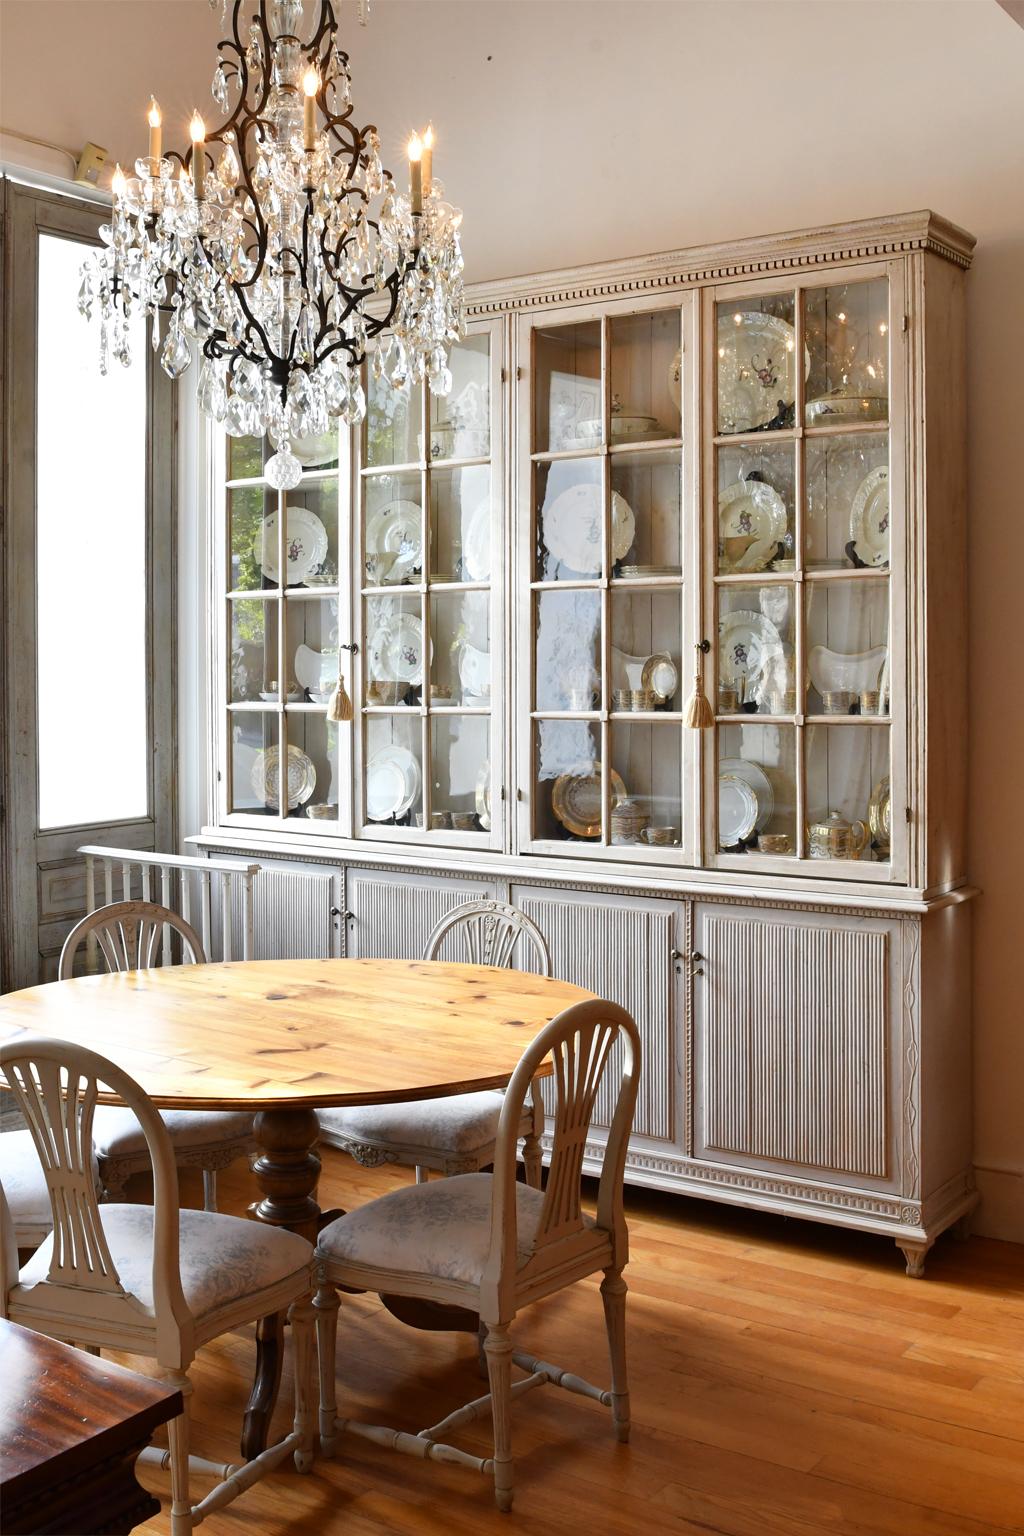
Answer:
683 639 714 731
326 644 356 723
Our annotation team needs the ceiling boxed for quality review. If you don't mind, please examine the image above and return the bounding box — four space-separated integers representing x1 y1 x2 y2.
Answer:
0 0 1021 283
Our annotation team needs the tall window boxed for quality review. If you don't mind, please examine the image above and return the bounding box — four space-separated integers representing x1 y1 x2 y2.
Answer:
36 232 149 827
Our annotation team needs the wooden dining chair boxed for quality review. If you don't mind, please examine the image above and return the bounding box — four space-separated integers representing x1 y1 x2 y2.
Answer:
60 902 255 1211
316 900 552 1187
0 1036 316 1535
314 997 641 1513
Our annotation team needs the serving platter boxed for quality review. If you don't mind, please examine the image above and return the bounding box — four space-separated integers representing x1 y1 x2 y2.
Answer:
718 479 788 572
256 507 329 586
718 772 759 847
849 465 890 567
717 312 809 433
365 499 422 583
366 744 420 821
551 764 627 838
251 743 316 810
542 484 635 574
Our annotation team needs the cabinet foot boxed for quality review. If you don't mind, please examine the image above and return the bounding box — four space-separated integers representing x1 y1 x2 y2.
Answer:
898 1240 933 1278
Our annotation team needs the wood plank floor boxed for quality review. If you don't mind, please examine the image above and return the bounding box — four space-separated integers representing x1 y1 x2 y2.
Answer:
122 1151 1024 1536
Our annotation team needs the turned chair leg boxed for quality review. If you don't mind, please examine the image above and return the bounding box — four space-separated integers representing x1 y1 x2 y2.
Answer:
483 1320 514 1513
476 1320 489 1381
163 1369 193 1536
313 1281 341 1456
601 1268 630 1443
202 1169 218 1212
288 1294 317 1472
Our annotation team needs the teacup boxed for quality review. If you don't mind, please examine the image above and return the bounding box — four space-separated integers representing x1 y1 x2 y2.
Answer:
451 811 477 832
718 685 739 713
822 689 853 714
859 689 882 715
630 688 656 712
430 811 452 830
306 802 336 820
757 832 792 855
612 688 632 712
642 825 677 846
568 688 597 712
770 689 796 715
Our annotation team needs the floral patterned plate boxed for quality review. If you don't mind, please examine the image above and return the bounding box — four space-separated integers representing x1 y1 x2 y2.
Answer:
718 480 788 572
718 610 785 707
367 614 427 685
541 484 635 575
256 506 329 586
365 499 422 584
551 763 627 839
849 465 890 567
717 312 809 433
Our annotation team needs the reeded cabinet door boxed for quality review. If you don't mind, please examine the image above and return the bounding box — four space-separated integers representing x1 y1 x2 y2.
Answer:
345 866 497 959
511 884 685 1152
692 901 901 1189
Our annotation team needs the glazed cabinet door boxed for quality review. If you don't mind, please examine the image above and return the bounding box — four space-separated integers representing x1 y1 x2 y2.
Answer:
512 884 685 1156
692 901 902 1190
344 866 498 959
702 261 907 883
514 293 701 869
352 317 507 851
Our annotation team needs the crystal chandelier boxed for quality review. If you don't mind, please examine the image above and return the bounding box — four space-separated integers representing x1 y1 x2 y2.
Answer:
79 0 466 489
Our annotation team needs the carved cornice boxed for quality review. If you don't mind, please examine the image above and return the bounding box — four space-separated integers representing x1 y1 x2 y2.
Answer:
464 210 975 317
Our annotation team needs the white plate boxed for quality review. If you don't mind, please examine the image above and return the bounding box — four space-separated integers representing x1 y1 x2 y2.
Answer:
366 745 420 821
294 644 337 693
256 506 329 586
251 744 316 809
849 466 890 567
718 610 785 706
808 644 887 696
367 614 425 684
290 429 338 466
718 480 788 572
458 642 490 697
719 773 758 846
717 312 809 433
365 499 422 583
462 498 491 581
719 756 774 832
542 484 635 574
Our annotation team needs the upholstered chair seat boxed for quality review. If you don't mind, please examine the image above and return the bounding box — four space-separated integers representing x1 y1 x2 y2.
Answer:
92 1107 255 1159
317 1090 534 1165
0 1129 53 1249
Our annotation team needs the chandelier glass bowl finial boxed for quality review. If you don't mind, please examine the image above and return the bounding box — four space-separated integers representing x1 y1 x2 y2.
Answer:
80 0 465 487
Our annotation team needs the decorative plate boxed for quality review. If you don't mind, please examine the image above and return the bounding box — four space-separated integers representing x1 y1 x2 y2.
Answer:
717 312 808 434
849 466 890 567
366 614 426 684
718 480 788 573
719 756 774 832
808 643 887 696
541 485 636 574
475 761 492 830
640 652 678 703
365 499 422 583
868 773 891 852
718 772 759 847
256 507 329 586
295 643 337 693
458 642 490 698
718 610 785 705
290 429 338 467
551 764 627 839
461 498 491 581
366 745 420 821
251 744 316 810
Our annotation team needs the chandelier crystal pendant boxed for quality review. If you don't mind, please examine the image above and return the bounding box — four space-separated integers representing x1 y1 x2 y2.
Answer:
79 0 466 489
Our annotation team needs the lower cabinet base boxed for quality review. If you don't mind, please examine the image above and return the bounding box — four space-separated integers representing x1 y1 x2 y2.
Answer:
578 1146 979 1278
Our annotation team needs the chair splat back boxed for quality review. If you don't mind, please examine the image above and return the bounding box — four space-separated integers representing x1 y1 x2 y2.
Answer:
423 900 551 976
59 900 206 980
0 1038 190 1345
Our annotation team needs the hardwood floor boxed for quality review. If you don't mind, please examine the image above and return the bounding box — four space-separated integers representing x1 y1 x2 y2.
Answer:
123 1150 1023 1536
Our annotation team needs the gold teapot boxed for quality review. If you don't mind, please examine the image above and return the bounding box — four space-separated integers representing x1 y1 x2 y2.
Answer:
807 809 869 860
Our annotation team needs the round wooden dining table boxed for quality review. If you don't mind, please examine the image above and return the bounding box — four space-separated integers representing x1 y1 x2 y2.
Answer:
0 956 595 1458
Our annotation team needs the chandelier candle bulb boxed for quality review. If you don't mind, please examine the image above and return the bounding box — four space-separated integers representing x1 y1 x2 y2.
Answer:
302 66 318 151
190 110 205 199
408 132 423 216
422 124 433 190
111 163 127 199
147 98 161 161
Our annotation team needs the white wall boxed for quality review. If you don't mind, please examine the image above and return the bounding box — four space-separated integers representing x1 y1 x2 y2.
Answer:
2 0 1021 1239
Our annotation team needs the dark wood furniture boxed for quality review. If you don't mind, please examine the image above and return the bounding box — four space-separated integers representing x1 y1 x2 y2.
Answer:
0 1318 181 1535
